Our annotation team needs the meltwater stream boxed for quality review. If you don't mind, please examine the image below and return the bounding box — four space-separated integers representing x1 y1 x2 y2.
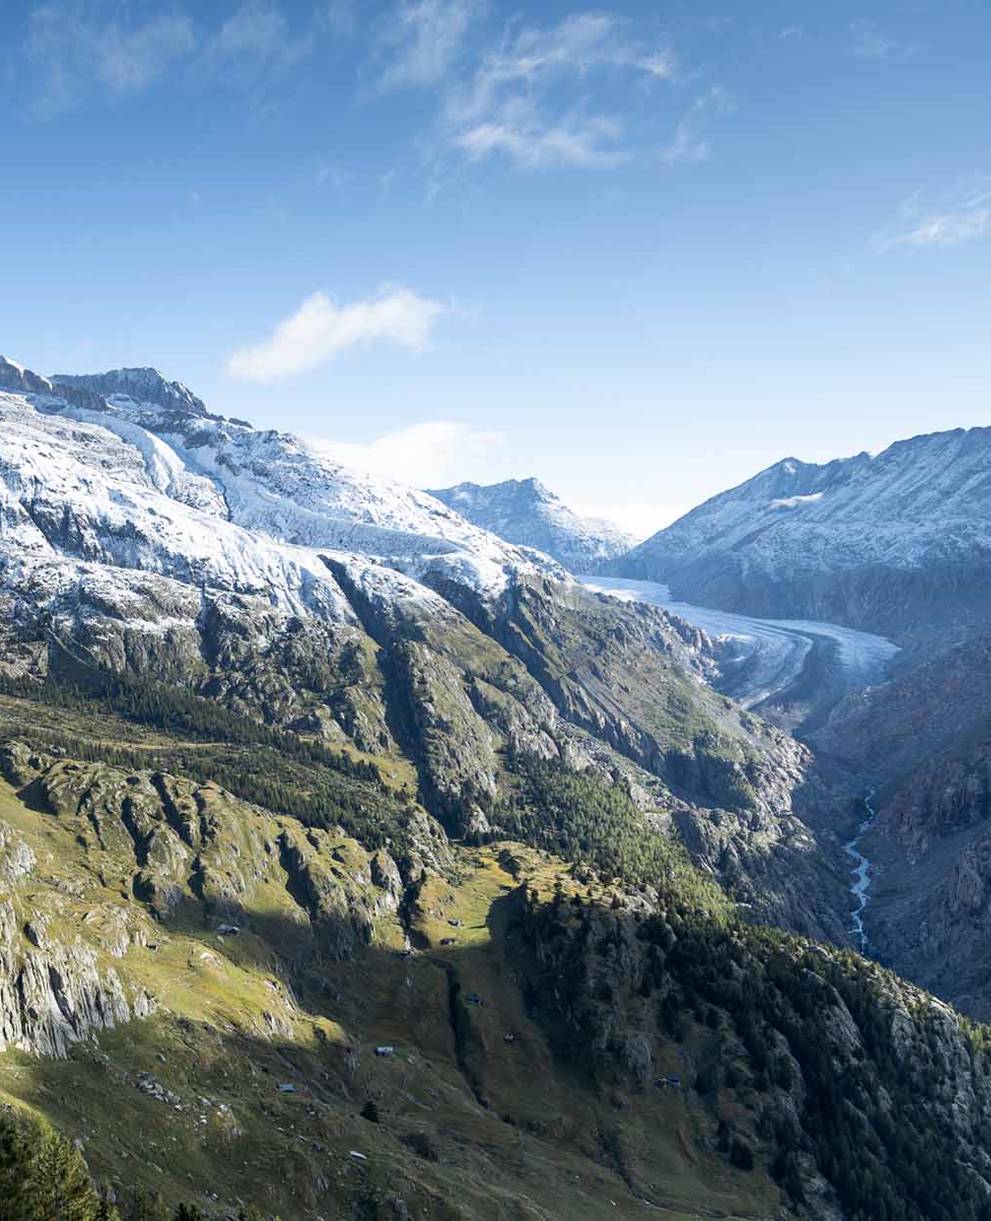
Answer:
844 790 877 953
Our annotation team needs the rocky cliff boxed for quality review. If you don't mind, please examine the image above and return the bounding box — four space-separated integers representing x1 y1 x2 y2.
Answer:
811 635 991 1016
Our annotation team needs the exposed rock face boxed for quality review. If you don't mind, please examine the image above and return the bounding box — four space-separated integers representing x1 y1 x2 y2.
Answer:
814 633 991 798
0 355 54 395
616 427 991 637
0 747 432 1058
0 811 132 1057
0 913 132 1058
810 635 991 1015
53 367 210 419
428 477 633 573
857 729 991 1017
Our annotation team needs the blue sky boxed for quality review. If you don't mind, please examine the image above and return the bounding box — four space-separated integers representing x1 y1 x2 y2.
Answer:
2 0 989 535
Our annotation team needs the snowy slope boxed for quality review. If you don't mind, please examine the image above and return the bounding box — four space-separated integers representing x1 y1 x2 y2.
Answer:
428 477 632 573
0 386 356 623
0 357 573 688
617 429 991 632
49 369 562 589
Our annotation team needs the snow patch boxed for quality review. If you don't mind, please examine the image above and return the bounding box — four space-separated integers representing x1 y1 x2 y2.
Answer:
770 492 824 509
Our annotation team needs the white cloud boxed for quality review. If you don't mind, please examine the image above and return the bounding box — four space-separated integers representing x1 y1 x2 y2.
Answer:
376 0 483 91
306 420 504 486
226 288 447 382
26 5 197 114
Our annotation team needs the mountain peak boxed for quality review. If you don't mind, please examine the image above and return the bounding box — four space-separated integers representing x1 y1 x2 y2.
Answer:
429 476 632 573
440 476 552 502
0 354 54 395
618 425 991 632
51 366 209 418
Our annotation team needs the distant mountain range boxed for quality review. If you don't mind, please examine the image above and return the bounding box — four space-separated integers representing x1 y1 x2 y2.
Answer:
428 476 633 573
612 428 991 636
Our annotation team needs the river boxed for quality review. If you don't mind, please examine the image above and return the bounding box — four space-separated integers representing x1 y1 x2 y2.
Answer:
844 790 878 953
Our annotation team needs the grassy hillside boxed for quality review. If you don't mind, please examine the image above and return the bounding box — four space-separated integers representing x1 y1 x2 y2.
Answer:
1 672 990 1220
0 754 774 1220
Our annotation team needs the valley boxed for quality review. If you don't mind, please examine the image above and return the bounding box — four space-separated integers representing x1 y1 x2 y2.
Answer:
4 9 989 1218
843 790 877 954
0 355 989 1221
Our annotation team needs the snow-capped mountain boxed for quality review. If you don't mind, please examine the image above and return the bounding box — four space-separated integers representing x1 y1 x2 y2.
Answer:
0 355 565 737
47 367 562 589
428 477 633 573
617 428 991 635
0 354 839 934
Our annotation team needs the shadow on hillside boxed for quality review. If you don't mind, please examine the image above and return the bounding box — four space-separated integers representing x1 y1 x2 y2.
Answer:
3 892 777 1221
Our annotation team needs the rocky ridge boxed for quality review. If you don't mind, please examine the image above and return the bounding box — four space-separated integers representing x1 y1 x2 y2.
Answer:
616 428 991 636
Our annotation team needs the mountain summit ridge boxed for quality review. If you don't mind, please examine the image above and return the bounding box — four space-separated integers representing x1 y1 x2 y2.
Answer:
616 424 991 634
429 475 634 573
53 366 210 419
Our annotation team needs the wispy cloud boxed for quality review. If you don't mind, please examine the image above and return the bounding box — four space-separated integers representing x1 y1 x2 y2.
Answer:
209 1 310 68
848 19 917 62
370 7 725 175
893 208 991 248
375 0 484 91
23 1 314 116
455 109 628 170
26 4 197 115
226 287 447 382
307 419 504 486
433 10 681 170
660 87 733 164
881 178 991 249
